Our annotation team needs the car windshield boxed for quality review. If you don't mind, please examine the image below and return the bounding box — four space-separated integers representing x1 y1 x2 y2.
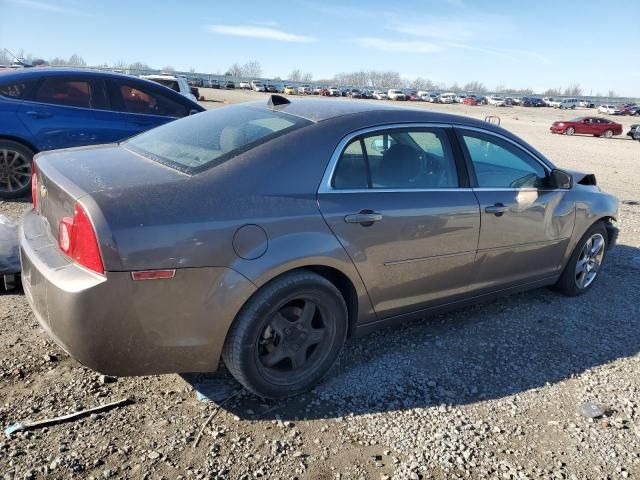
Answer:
124 105 312 173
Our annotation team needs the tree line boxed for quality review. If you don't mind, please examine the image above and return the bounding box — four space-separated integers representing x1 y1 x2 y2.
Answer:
0 47 621 98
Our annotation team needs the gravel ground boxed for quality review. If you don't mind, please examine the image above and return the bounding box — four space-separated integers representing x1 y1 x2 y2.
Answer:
1 94 639 479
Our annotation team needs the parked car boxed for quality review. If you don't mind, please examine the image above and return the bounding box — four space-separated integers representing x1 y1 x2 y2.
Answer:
598 105 621 115
21 97 619 399
252 82 266 92
521 97 544 107
372 90 388 100
348 89 363 99
313 86 323 95
578 99 595 108
455 95 467 103
550 117 623 138
141 74 198 102
208 79 221 89
387 89 406 100
298 84 312 95
627 106 640 116
619 104 638 115
487 95 507 107
361 90 373 99
627 124 640 140
328 86 341 97
224 80 235 89
463 97 479 106
188 78 204 88
0 68 204 198
438 93 456 104
239 81 251 90
427 93 439 103
265 84 278 93
556 98 578 109
542 97 556 107
283 85 296 95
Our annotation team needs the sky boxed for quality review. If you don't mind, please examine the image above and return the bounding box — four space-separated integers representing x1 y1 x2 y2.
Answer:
1 0 638 96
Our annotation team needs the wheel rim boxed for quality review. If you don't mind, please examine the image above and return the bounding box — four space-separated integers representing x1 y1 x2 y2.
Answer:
566 127 575 135
256 297 335 384
605 130 613 138
575 233 605 289
0 148 32 194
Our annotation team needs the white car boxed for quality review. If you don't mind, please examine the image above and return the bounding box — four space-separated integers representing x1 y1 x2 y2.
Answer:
387 89 406 100
252 82 266 92
487 95 507 107
328 86 341 96
454 95 467 103
543 97 556 107
238 81 251 90
140 74 197 102
598 105 621 115
372 90 388 100
438 93 456 104
298 84 312 95
556 98 578 109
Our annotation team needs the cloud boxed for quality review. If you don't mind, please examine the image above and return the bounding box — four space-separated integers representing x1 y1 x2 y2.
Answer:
208 24 315 43
388 20 475 40
354 37 442 53
7 0 92 16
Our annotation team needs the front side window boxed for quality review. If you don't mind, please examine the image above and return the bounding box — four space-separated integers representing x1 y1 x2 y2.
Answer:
111 81 188 117
124 105 311 173
332 128 459 190
461 131 547 189
33 78 92 108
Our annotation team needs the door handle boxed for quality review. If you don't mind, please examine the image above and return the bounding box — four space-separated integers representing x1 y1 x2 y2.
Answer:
485 203 509 216
25 111 52 119
344 211 383 226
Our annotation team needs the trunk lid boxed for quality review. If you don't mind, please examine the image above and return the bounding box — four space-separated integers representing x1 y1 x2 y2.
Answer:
33 143 187 242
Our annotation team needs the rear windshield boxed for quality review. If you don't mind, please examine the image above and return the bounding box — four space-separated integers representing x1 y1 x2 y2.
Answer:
124 105 312 173
150 78 180 92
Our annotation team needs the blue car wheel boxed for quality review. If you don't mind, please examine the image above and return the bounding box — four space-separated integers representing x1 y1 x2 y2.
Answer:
0 140 34 199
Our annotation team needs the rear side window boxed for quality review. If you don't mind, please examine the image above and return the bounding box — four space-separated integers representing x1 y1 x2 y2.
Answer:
33 78 92 108
110 81 188 117
0 79 37 99
332 128 459 190
124 105 312 173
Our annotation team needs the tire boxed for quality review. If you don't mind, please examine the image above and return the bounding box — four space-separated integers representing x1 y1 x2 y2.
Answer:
222 270 348 399
554 222 608 297
604 129 614 139
565 126 575 135
0 140 34 199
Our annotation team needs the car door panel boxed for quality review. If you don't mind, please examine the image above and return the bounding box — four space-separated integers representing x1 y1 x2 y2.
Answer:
472 189 574 290
319 191 480 317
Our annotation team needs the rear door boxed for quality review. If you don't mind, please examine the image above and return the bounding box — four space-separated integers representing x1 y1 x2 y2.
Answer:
17 76 111 150
456 127 575 292
317 125 480 319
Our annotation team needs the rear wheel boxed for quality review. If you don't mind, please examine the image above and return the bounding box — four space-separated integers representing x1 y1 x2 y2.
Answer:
554 222 608 296
0 140 34 199
565 126 575 135
603 129 614 139
222 271 348 399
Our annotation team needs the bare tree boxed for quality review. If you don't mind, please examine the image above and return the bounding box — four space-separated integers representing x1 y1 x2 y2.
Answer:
227 63 243 77
464 81 487 93
607 89 617 98
68 54 86 67
129 61 150 72
543 88 561 96
288 68 303 82
563 83 583 96
189 67 196 74
301 71 313 82
112 59 128 70
163 65 176 72
243 61 262 79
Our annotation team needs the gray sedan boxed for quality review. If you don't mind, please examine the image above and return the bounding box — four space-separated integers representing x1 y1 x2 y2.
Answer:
20 97 619 399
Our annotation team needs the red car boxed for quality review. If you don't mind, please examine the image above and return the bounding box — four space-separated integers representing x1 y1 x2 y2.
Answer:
463 97 479 106
550 116 623 138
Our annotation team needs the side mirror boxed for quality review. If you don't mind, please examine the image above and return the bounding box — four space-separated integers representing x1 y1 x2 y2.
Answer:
547 169 572 189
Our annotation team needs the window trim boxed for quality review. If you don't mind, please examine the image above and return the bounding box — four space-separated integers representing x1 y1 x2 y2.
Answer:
454 126 554 191
319 123 467 194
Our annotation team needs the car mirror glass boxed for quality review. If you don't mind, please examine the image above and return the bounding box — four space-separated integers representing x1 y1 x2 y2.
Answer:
548 169 573 189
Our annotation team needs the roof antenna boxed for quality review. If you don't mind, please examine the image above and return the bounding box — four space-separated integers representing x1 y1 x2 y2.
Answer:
268 94 291 108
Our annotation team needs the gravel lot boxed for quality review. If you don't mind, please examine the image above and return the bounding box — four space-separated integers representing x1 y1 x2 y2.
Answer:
1 91 639 479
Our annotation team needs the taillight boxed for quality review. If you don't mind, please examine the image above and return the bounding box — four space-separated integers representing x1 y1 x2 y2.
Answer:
31 162 38 209
57 204 104 275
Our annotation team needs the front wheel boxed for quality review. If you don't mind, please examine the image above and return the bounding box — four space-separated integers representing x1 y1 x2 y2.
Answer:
565 126 575 135
222 271 348 399
0 140 34 199
554 222 608 296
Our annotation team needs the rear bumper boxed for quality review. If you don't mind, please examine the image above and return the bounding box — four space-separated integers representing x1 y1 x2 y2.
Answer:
20 209 256 376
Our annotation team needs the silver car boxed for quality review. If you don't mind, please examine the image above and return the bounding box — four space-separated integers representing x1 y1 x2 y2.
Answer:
21 97 619 399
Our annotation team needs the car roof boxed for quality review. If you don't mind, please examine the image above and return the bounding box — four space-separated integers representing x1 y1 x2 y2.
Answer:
141 74 178 81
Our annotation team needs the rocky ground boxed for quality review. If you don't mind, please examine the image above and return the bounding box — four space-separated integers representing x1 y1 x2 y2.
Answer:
1 96 639 479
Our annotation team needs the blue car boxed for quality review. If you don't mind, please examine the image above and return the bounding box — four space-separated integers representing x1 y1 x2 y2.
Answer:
0 68 204 198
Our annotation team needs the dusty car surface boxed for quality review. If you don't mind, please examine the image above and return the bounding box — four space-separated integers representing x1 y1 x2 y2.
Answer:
20 96 619 399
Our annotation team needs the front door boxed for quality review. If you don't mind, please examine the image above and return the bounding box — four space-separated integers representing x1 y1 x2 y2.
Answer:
318 126 480 319
456 128 575 292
